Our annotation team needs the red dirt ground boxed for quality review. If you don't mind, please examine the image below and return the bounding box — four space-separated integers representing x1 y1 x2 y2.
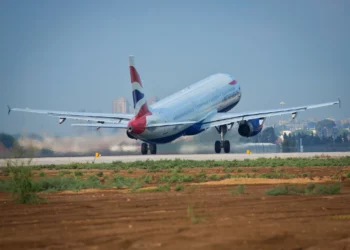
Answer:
1 167 350 250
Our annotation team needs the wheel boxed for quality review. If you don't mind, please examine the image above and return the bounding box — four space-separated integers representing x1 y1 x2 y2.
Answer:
223 140 230 153
215 141 221 153
149 144 157 154
141 143 148 155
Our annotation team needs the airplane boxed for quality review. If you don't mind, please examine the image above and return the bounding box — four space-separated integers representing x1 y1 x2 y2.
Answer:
8 56 340 155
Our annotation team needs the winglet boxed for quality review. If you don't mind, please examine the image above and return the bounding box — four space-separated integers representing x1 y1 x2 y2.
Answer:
338 98 341 108
7 105 11 115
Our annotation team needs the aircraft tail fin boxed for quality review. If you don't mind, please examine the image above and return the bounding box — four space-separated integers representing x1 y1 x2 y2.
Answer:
129 56 151 118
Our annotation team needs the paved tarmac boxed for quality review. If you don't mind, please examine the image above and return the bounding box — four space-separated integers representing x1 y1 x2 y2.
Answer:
1 152 350 167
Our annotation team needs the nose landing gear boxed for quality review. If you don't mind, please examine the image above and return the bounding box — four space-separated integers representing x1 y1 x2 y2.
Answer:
214 125 231 153
141 143 157 155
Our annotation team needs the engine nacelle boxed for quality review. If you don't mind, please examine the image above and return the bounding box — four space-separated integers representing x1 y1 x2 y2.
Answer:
238 119 263 137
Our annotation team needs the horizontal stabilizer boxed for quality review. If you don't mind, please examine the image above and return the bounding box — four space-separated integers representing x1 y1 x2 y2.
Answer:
146 121 197 128
8 107 134 123
71 123 128 129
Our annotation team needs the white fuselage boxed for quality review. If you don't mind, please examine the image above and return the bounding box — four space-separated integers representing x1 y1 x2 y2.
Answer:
131 73 241 144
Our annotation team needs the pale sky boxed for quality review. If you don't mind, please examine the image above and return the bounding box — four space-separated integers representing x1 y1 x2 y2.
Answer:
1 0 349 135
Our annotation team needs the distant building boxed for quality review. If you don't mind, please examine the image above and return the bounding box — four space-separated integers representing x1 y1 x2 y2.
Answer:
279 130 292 142
129 105 134 114
113 97 130 113
306 121 317 130
340 118 350 126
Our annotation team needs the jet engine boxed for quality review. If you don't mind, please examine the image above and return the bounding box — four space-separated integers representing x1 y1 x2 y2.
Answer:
238 118 264 137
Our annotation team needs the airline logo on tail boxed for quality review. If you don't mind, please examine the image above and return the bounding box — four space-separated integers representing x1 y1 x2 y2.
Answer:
129 56 152 119
127 56 152 134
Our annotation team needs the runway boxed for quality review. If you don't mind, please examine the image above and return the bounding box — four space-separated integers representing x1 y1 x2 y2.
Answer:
1 152 350 167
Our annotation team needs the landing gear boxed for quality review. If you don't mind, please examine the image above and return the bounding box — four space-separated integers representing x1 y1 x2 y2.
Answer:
149 144 157 155
223 140 230 153
215 141 221 153
141 143 148 155
214 125 231 153
141 143 157 155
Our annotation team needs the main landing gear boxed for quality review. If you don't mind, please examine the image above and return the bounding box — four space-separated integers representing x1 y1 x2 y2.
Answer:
214 125 230 153
141 143 157 155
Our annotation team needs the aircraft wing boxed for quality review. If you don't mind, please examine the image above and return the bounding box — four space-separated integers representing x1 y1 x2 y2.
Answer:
71 100 340 129
202 99 340 128
71 121 197 129
7 106 134 124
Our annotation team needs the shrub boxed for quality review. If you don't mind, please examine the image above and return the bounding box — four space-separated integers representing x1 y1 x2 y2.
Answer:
147 165 161 173
74 171 83 177
230 184 245 195
68 163 80 169
156 184 171 192
223 167 234 173
237 168 242 173
59 170 71 176
127 169 133 174
0 179 11 192
96 171 104 177
265 186 290 196
315 184 341 195
209 174 220 181
182 175 195 182
346 172 350 178
36 177 80 191
237 184 245 194
169 174 180 183
196 170 207 182
187 205 204 224
140 175 152 184
175 184 184 192
305 183 316 194
265 184 341 196
136 183 171 193
83 175 102 189
259 173 278 179
159 175 170 183
169 166 184 174
2 167 10 176
107 175 136 189
224 173 232 179
112 160 122 166
34 175 105 192
131 180 144 192
39 172 46 177
9 167 43 204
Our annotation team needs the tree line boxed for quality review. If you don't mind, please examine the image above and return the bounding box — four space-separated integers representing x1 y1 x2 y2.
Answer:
0 133 54 158
282 131 349 152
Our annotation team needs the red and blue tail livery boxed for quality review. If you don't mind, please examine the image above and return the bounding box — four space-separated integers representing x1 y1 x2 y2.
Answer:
129 56 152 119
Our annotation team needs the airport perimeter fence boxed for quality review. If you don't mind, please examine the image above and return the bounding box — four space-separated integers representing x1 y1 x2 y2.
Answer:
281 144 350 153
241 143 350 154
